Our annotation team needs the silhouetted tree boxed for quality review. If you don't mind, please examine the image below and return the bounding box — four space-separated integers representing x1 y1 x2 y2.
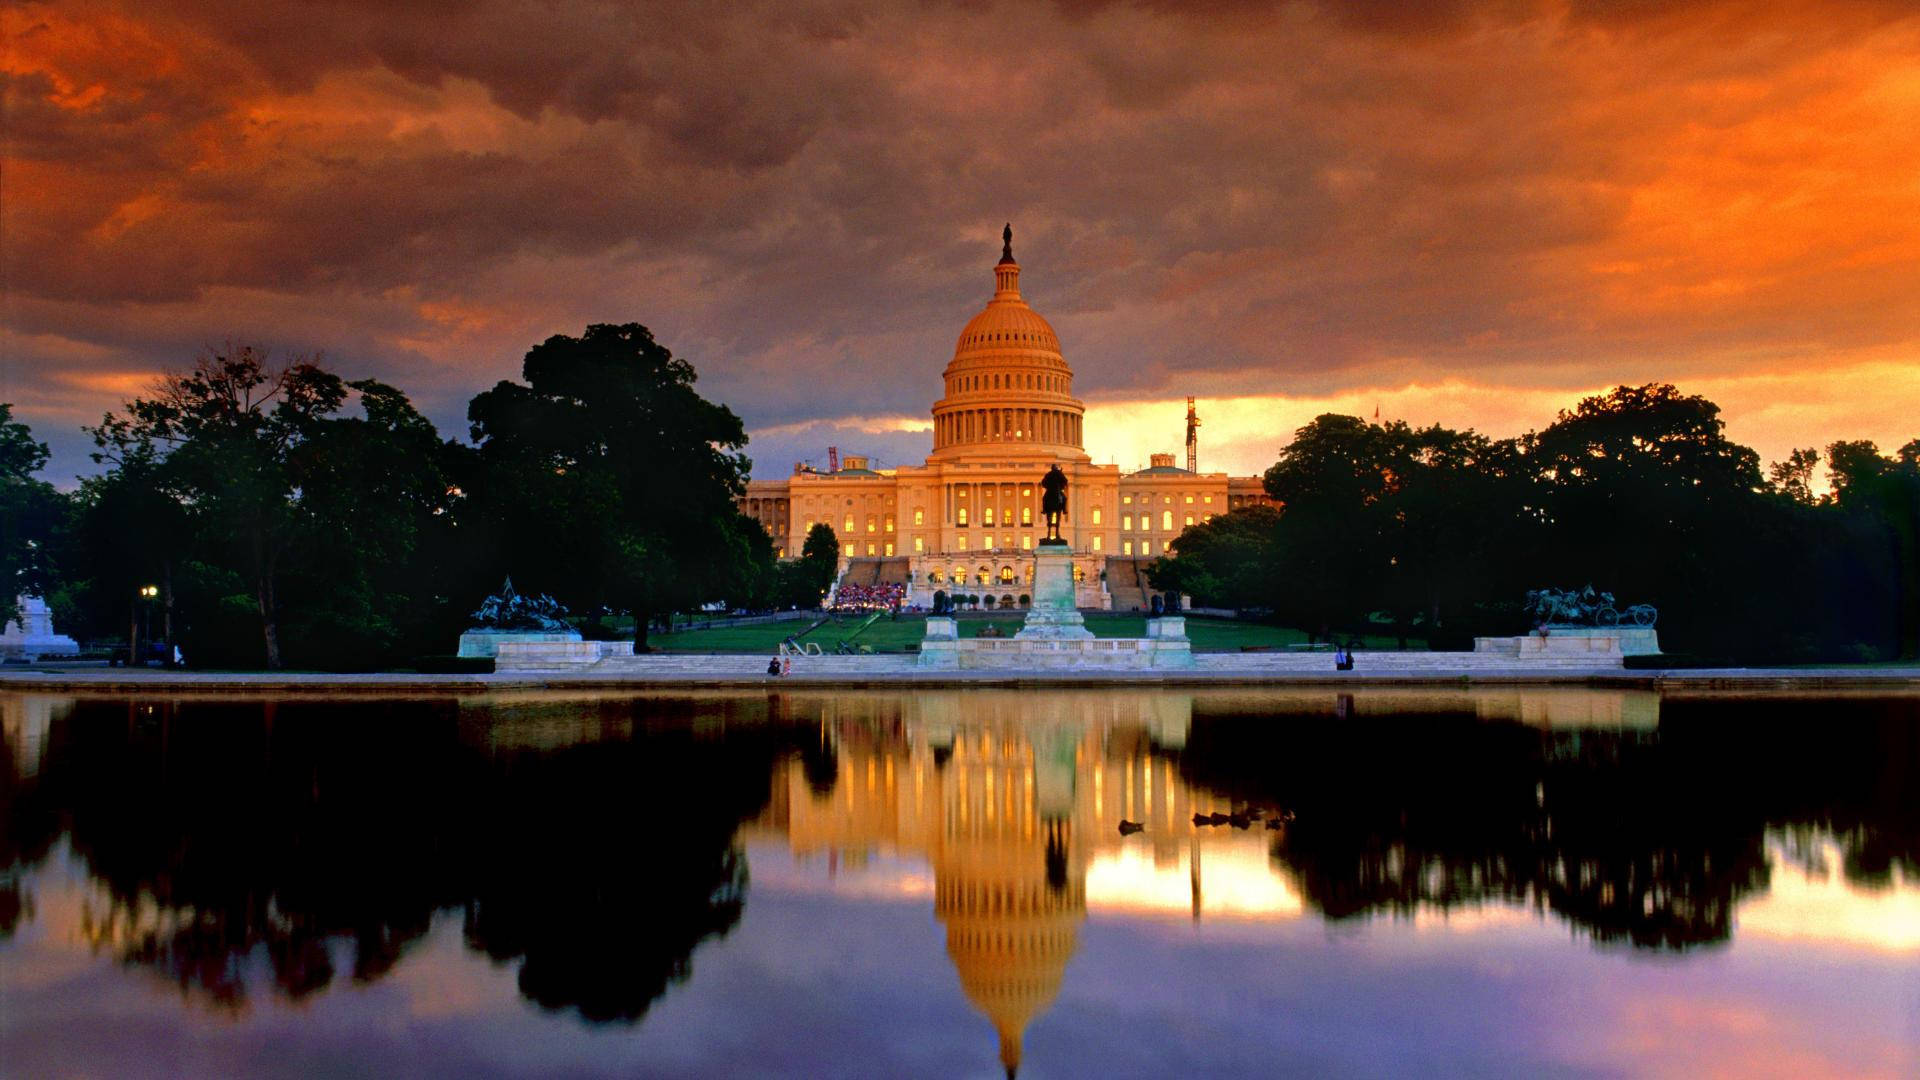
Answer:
466 324 750 649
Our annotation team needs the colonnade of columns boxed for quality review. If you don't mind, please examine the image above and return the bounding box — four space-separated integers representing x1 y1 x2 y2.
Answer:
935 407 1082 449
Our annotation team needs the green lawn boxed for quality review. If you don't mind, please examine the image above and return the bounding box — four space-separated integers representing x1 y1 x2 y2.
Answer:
647 612 1423 654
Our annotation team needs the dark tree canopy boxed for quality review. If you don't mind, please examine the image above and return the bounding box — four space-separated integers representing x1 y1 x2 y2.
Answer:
1154 384 1917 660
466 323 752 647
0 404 60 625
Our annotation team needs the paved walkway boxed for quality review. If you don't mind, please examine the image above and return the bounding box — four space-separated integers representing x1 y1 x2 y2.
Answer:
2 658 1916 694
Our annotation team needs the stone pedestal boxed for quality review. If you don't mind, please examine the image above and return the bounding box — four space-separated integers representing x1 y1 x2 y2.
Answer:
1473 625 1659 659
1016 544 1092 640
1 596 79 661
456 629 582 659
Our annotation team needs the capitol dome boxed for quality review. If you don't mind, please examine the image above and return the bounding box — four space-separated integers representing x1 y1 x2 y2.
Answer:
929 226 1088 462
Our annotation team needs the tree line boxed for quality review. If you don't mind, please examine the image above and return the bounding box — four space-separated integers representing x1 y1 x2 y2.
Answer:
0 325 836 669
1149 384 1918 661
4 335 1913 667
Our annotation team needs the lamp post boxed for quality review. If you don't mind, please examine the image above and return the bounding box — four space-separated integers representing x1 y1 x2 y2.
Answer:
138 585 158 666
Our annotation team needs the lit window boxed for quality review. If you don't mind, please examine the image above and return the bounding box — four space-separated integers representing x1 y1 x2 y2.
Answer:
984 508 995 526
1074 564 1085 582
866 542 876 555
958 535 969 549
1091 535 1102 551
1022 488 1032 497
1021 507 1032 525
1161 510 1173 530
1185 494 1194 503
914 509 924 526
914 536 924 553
984 535 994 549
1123 514 1133 531
1184 514 1194 527
1123 495 1133 505
1021 535 1032 550
844 516 855 533
1141 540 1153 556
885 518 894 533
1163 495 1172 504
1092 508 1102 525
866 515 876 533
958 508 969 525
885 542 894 556
1123 540 1134 556
1204 514 1214 523
1203 495 1213 504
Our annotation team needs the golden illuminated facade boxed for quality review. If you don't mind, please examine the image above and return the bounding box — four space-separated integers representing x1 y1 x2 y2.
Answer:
741 231 1269 608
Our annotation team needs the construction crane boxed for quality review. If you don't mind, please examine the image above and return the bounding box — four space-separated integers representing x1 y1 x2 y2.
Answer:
827 445 839 473
1185 397 1200 474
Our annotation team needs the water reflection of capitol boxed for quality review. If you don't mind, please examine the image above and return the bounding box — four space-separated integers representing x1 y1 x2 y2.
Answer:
752 691 1232 1076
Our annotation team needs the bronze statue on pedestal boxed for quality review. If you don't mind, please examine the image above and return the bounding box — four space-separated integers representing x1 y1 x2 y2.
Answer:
1039 465 1068 545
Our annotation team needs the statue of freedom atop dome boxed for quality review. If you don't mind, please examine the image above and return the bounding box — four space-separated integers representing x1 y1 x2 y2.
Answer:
1039 464 1068 544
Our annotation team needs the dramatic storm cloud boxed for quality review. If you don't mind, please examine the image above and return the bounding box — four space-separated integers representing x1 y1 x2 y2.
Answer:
4 0 1917 480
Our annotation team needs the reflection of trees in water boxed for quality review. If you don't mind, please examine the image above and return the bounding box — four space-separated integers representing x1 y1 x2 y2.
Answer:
1179 695 1918 950
5 696 819 1021
461 733 778 1023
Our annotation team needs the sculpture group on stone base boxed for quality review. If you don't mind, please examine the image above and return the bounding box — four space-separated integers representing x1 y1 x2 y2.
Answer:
468 577 572 632
1526 585 1657 629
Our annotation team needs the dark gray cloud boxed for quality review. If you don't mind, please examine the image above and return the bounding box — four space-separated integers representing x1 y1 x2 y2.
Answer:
3 0 1917 481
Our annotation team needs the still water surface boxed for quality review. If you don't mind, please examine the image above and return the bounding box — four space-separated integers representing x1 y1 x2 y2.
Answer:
2 688 1916 1078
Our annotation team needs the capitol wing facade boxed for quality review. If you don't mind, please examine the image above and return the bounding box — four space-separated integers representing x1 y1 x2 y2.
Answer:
741 233 1268 610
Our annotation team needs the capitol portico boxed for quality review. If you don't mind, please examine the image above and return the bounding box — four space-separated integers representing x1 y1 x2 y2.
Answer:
741 228 1268 610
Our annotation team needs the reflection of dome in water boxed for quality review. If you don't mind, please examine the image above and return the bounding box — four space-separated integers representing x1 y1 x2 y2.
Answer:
937 823 1085 1078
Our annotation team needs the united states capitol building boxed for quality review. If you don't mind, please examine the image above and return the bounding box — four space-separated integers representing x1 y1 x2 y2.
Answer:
741 229 1269 610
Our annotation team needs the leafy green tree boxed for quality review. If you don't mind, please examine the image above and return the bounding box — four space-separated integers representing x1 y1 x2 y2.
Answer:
1823 439 1920 657
798 523 840 604
1148 505 1281 610
466 324 750 649
1258 414 1399 635
1524 383 1768 653
58 444 190 653
0 405 63 627
278 380 462 667
1768 447 1821 505
89 347 350 668
84 348 461 668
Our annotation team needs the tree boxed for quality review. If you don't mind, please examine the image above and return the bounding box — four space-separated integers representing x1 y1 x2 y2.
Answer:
1524 384 1769 654
1148 505 1282 610
278 379 462 667
467 324 750 650
1823 440 1920 657
1769 447 1820 505
0 405 62 627
1258 414 1399 635
798 523 839 603
89 347 350 668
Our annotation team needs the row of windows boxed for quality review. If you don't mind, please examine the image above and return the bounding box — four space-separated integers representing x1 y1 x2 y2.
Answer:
955 507 1035 526
949 371 1067 394
1119 512 1211 531
927 565 1088 585
1121 493 1211 505
944 533 1106 552
803 516 897 534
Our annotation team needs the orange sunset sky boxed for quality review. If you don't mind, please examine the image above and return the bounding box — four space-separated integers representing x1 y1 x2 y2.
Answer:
3 0 1917 482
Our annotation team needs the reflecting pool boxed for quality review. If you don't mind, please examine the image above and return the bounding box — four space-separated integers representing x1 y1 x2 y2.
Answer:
2 688 1916 1077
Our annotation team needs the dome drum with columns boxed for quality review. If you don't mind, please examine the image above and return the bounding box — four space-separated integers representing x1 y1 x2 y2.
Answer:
741 226 1270 610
